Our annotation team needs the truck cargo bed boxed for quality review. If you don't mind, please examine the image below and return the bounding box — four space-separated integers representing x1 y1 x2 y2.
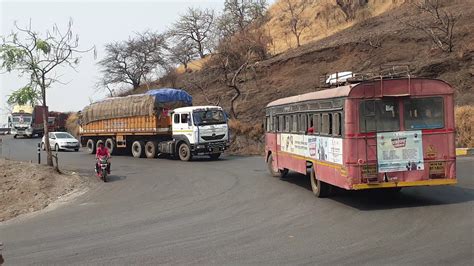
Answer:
80 115 171 136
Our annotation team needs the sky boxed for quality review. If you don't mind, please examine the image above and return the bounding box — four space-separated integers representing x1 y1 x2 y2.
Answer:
0 0 276 126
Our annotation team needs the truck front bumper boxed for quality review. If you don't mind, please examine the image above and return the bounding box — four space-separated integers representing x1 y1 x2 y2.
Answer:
191 141 229 154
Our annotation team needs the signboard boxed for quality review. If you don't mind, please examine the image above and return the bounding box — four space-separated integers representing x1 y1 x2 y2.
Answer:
280 134 343 165
377 130 424 173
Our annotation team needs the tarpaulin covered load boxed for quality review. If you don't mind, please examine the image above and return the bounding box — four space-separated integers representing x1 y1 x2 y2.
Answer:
146 88 192 107
81 88 192 124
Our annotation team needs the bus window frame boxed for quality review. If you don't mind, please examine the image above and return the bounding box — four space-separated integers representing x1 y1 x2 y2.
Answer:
403 96 445 130
292 114 298 132
313 114 320 135
321 113 333 135
333 112 342 137
359 99 400 133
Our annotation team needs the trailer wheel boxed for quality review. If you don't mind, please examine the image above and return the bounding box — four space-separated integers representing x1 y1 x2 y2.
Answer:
310 165 331 198
86 139 96 154
96 139 104 149
131 141 145 158
105 138 116 155
266 153 288 178
145 141 157 158
178 142 192 161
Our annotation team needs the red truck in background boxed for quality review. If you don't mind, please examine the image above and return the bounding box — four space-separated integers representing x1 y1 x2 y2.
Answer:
10 105 69 138
48 111 69 132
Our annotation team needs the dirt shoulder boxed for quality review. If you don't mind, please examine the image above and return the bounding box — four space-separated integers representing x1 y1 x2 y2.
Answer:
0 158 91 222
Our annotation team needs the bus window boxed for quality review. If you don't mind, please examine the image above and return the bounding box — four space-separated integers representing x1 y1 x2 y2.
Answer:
359 99 399 133
285 115 291 132
279 116 284 132
333 113 342 136
299 114 307 133
292 114 298 132
265 116 271 132
404 97 444 130
313 114 320 134
322 113 332 135
274 116 279 132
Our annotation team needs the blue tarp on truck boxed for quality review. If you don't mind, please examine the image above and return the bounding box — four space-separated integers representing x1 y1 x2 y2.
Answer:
146 88 192 106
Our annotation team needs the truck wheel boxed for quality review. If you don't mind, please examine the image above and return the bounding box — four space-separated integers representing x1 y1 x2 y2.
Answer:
105 138 116 155
96 139 104 149
266 153 288 178
209 153 221 160
310 165 331 198
86 139 96 154
178 142 192 161
131 141 145 158
145 141 157 158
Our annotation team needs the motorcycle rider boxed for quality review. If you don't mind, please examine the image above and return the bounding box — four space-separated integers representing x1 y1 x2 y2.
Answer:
96 142 111 174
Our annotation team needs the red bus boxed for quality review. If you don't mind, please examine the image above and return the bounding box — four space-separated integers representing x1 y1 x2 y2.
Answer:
264 78 456 197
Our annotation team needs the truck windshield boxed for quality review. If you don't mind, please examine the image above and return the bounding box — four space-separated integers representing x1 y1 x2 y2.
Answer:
193 110 226 126
359 99 400 133
12 116 32 123
404 97 444 130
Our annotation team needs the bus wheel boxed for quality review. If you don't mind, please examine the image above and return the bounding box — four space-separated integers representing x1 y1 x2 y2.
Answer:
310 166 331 198
178 142 192 161
105 138 116 155
86 139 96 154
267 154 288 178
131 141 145 158
145 141 157 158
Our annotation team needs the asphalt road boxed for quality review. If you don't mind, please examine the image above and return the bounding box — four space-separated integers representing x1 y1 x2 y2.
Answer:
0 135 473 265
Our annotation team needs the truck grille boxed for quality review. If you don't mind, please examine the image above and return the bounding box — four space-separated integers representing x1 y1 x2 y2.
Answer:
201 134 225 141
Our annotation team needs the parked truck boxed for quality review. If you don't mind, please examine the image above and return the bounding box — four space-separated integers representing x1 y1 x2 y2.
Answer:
9 105 48 138
79 88 230 161
48 111 69 132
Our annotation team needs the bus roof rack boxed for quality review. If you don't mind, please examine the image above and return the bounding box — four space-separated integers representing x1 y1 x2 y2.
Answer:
321 65 412 88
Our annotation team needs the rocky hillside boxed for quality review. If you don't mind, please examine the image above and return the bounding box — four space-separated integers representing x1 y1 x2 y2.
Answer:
129 1 473 124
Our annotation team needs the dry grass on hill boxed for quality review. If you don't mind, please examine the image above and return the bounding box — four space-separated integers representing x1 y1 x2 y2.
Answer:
455 106 474 148
265 0 405 53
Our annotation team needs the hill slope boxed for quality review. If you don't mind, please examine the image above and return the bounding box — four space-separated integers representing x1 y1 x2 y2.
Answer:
142 1 472 121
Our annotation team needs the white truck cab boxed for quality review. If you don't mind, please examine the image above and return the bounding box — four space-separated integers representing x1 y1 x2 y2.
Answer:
170 106 230 160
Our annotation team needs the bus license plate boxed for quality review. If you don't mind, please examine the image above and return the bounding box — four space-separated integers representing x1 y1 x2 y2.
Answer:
429 162 445 174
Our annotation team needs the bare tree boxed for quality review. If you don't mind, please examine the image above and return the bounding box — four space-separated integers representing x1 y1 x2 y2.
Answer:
169 7 214 59
183 71 221 106
166 39 196 71
217 0 268 38
98 31 166 90
212 26 270 118
0 19 94 167
95 77 116 97
279 0 312 47
406 0 459 53
336 0 368 22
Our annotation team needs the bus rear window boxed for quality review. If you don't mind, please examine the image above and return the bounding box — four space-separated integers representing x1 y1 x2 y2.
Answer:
404 97 444 130
359 99 399 133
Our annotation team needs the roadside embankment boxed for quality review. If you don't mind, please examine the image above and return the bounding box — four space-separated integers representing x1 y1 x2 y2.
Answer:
0 158 91 222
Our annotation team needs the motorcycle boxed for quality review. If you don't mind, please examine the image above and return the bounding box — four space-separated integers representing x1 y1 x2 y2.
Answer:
96 157 109 182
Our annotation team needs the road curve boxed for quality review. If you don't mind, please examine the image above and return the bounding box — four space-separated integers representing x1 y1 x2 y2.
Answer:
0 136 473 265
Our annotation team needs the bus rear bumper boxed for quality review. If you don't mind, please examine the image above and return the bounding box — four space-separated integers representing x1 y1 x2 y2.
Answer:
351 178 457 190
